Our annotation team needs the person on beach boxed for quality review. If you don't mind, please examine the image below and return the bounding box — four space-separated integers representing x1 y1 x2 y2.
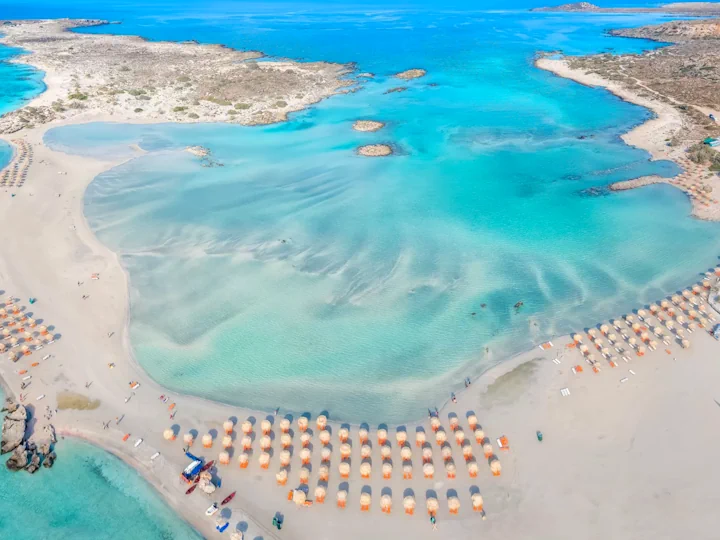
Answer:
430 515 437 531
451 392 457 404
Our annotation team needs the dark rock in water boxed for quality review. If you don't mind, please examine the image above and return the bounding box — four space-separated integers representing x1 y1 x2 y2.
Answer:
38 442 52 456
26 451 41 474
44 424 57 444
562 174 582 181
579 186 609 197
6 443 28 471
43 452 57 468
384 87 409 94
2 398 19 413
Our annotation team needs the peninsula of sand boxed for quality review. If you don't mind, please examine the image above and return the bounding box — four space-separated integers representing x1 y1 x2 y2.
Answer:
3 10 720 540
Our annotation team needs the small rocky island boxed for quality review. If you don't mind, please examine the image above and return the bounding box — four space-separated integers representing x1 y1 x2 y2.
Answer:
393 68 427 80
352 120 384 132
357 144 393 157
1 398 56 473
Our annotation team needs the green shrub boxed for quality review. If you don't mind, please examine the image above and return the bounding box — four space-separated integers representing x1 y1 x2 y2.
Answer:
188 112 199 119
234 103 250 110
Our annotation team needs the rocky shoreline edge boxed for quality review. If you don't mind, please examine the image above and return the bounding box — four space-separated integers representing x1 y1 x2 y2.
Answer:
1 397 56 473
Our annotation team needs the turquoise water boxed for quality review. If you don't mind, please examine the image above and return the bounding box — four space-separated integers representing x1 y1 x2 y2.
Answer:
0 390 199 539
40 9 720 422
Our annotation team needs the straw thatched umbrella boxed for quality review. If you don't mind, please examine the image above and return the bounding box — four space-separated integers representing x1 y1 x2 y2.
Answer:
426 497 439 516
338 461 351 478
472 493 484 512
382 461 393 479
637 345 646 356
337 489 348 508
394 444 409 460
403 462 413 479
316 414 328 431
416 430 426 446
163 428 175 441
1 328 9 338
653 327 663 336
183 433 194 446
649 340 658 350
446 461 457 479
241 436 252 451
299 466 310 484
396 430 407 446
677 328 685 337
361 444 372 459
238 453 249 469
690 296 700 307
681 339 690 349
454 429 465 445
640 331 649 342
298 417 309 432
280 450 291 466
9 337 17 347
377 428 388 445
448 496 460 514
202 434 213 448
625 315 635 324
380 445 391 460
318 464 329 481
449 417 459 431
338 427 349 443
293 489 306 506
430 417 441 432
258 452 270 469
320 446 332 462
360 492 371 511
340 443 351 459
280 433 292 449
315 485 326 503
300 432 311 448
358 427 369 443
319 430 331 446
20 344 29 356
637 309 647 319
462 444 473 461
600 324 609 335
404 495 416 515
474 428 485 443
276 468 288 486
435 430 447 445
241 421 252 435
612 319 622 329
572 333 583 343
608 333 617 343
299 447 311 464
422 444 433 461
44 333 53 343
39 325 48 335
360 461 372 479
279 418 290 433
672 294 682 305
423 462 434 479
467 414 478 430
467 460 479 478
219 451 230 465
483 442 493 458
222 435 232 449
579 344 589 355
441 445 452 461
222 420 234 435
381 493 392 513
489 457 502 476
703 279 711 289
688 309 698 319
692 284 702 294
260 420 271 435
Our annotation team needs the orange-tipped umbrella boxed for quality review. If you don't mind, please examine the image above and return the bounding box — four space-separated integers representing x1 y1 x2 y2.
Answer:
403 495 416 515
381 493 392 513
276 469 288 486
223 420 234 434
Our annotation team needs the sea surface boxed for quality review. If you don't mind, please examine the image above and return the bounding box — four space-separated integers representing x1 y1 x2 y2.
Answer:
35 6 720 423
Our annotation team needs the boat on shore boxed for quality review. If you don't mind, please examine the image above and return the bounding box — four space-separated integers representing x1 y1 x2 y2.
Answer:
185 484 198 495
200 460 214 472
221 491 236 505
205 503 219 516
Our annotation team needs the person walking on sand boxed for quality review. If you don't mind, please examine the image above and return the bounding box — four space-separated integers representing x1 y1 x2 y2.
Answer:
430 515 437 531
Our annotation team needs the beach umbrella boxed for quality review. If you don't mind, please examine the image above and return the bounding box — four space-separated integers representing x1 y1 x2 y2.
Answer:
300 432 311 448
299 447 311 464
241 421 252 435
222 435 232 449
441 445 452 461
624 315 634 324
608 331 618 342
299 466 310 484
612 319 622 329
338 461 351 478
448 496 460 514
628 337 637 348
703 279 711 289
321 446 332 462
223 420 234 434
649 304 659 313
682 339 690 349
587 328 597 338
423 462 435 479
454 429 465 445
316 414 328 431
693 285 702 294
163 428 175 441
338 427 349 443
430 417 441 432
44 333 53 343
449 417 459 430
572 333 583 343
1 329 9 338
293 489 306 507
219 451 230 465
202 434 213 448
260 420 271 435
426 497 439 516
276 469 288 486
649 340 658 350
631 323 641 333
318 464 329 481
396 430 407 445
474 428 485 443
653 327 663 336
483 442 493 458
690 296 700 306
416 430 426 447
9 337 17 347
637 309 647 319
39 325 48 335
382 461 393 479
360 492 371 511
587 354 596 363
319 430 331 446
489 457 502 476
336 489 348 508
660 300 670 309
403 462 413 479
314 485 326 503
238 453 249 469
280 433 292 449
361 444 372 459
400 445 412 461
446 461 457 479
241 436 252 450
640 332 649 342
579 344 589 354
682 290 692 299
279 418 290 433
380 445 391 459
676 328 685 337
360 461 372 479
183 433 194 446
467 414 478 430
340 443 351 458
279 450 291 466
637 346 646 356
422 446 433 462
472 493 484 512
676 315 686 325
258 452 270 469
672 295 682 305
358 427 369 444
403 495 416 515
699 304 708 313
600 324 609 335
8 351 17 362
260 435 271 451
381 493 392 513
377 428 388 445
0 308 5 318
462 444 473 461
688 322 697 331
665 320 675 330
688 310 698 319
297 417 309 432
435 430 447 445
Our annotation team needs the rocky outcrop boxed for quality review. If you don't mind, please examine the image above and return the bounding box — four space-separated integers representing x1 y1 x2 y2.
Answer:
43 452 57 469
357 144 393 157
1 399 27 454
531 2 599 12
5 443 28 471
394 68 427 80
26 450 41 474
